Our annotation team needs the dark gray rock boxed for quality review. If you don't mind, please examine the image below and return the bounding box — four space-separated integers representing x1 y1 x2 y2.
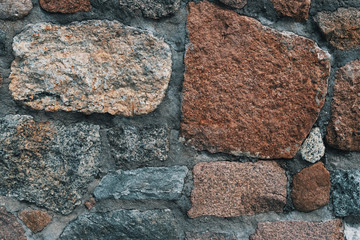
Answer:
0 115 101 215
94 166 188 200
0 30 5 55
59 209 181 240
119 0 181 19
185 231 238 240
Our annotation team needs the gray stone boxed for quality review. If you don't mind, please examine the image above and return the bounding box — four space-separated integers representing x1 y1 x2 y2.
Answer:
332 170 360 217
0 115 101 215
185 231 238 240
59 209 181 239
9 20 172 116
219 0 247 9
300 127 325 163
0 0 33 20
345 222 360 240
119 0 181 19
94 166 188 200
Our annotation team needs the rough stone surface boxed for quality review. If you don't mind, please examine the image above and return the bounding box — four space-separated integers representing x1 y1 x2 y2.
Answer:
84 198 96 210
107 125 170 166
94 166 188 200
119 0 180 19
9 20 172 116
18 209 52 233
270 0 311 21
0 207 26 240
315 8 360 50
291 162 330 212
182 1 330 159
219 0 247 9
59 209 180 239
188 161 287 218
332 170 360 217
250 219 344 240
185 232 237 240
0 0 33 20
300 127 325 163
0 115 101 215
39 0 91 14
345 223 360 240
326 60 360 151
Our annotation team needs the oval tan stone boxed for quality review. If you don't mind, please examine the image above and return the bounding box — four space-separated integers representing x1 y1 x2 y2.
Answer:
9 20 172 116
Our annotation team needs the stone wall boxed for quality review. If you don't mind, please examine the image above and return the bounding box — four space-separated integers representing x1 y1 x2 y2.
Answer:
0 0 359 239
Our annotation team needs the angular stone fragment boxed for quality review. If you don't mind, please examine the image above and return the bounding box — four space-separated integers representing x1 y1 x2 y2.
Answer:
59 209 180 239
291 162 330 212
300 127 325 163
39 0 91 13
18 209 52 233
188 161 287 218
119 0 180 19
219 0 247 9
182 1 330 159
9 20 172 116
94 166 188 200
0 0 33 20
185 231 237 240
326 60 360 151
315 8 360 50
84 198 96 210
0 115 101 215
250 219 344 240
332 170 360 217
270 0 311 21
0 207 26 240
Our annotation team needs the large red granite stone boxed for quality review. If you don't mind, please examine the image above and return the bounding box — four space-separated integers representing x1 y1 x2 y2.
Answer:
39 0 91 13
326 60 360 151
18 209 52 233
182 1 330 159
270 0 311 21
188 161 287 218
0 207 26 240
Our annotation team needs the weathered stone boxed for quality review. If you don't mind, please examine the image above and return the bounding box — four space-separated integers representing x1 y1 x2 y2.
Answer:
84 198 96 210
119 0 180 19
18 209 52 233
182 1 330 159
0 30 5 55
332 170 360 217
108 125 170 166
326 60 360 151
0 207 26 240
345 222 360 240
59 209 180 239
9 20 172 116
39 0 91 13
270 0 311 21
300 127 325 163
315 8 360 50
250 219 344 240
188 161 287 218
0 0 33 20
0 115 101 215
291 162 330 212
185 232 237 240
94 166 188 200
219 0 247 9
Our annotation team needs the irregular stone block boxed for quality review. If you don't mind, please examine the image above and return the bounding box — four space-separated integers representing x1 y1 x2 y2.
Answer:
9 20 172 116
291 162 330 212
18 209 52 233
0 0 33 20
326 60 360 151
94 166 188 200
270 0 311 21
119 0 181 19
0 207 26 240
188 161 287 218
0 115 101 215
185 231 237 240
182 1 330 159
39 0 91 13
219 0 247 9
59 209 180 239
84 197 96 210
250 219 344 240
315 8 360 50
345 222 360 240
300 127 325 163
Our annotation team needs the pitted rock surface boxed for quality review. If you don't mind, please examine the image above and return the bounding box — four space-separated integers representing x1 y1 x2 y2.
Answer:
0 0 33 20
9 20 172 116
326 60 360 151
0 115 101 215
219 0 247 9
185 231 238 240
315 8 360 50
182 1 330 159
270 0 311 21
119 0 181 19
300 127 325 163
0 207 26 240
18 209 52 233
188 161 287 218
39 0 91 13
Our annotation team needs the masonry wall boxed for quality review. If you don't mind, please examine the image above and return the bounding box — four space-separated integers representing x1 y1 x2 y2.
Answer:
0 0 359 239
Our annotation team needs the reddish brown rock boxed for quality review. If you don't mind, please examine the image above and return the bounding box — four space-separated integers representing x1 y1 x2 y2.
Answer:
219 0 247 9
270 0 311 21
18 209 52 233
0 207 26 240
291 162 330 212
188 161 287 218
84 198 96 210
250 219 344 240
315 8 360 50
326 60 360 151
182 1 330 159
39 0 91 13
